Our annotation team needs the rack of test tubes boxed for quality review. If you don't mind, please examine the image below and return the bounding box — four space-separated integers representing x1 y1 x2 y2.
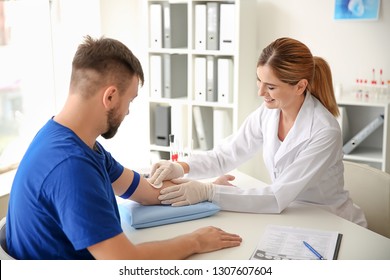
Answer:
169 134 192 162
353 69 390 101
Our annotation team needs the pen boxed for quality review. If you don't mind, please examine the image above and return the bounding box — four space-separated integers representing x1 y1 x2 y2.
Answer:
303 241 325 260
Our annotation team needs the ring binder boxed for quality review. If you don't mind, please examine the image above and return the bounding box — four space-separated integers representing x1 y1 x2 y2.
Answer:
206 2 220 50
149 4 163 48
206 56 217 102
342 114 384 154
219 3 235 51
162 3 187 48
195 4 207 50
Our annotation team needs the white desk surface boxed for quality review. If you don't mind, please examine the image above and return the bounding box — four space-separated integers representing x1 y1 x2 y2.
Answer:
120 171 390 260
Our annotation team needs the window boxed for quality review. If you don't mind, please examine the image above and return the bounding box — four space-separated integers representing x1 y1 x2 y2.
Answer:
0 0 101 174
0 0 55 173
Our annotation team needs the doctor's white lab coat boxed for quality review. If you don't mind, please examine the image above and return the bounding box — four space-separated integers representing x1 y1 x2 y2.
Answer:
185 93 367 226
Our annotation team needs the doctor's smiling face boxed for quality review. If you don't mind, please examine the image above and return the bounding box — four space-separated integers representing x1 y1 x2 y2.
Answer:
256 64 306 111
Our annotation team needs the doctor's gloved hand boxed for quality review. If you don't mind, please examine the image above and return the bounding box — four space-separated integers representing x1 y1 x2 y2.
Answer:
149 160 184 186
158 179 215 206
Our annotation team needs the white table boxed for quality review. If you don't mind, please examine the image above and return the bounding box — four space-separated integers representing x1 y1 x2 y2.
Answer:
120 171 390 260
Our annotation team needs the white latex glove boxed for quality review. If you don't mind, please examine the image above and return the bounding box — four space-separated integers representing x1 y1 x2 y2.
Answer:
149 160 185 186
158 178 215 206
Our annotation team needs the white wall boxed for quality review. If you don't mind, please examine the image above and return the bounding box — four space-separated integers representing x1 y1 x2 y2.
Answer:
99 0 150 170
51 0 102 112
256 0 390 94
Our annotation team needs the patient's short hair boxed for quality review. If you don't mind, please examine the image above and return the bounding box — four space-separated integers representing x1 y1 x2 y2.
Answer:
70 35 144 98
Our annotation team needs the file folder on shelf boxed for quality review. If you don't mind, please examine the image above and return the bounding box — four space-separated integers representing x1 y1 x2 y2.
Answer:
149 4 163 48
162 3 187 48
194 56 207 102
150 54 163 98
213 109 232 146
194 4 207 50
217 57 233 103
342 114 384 154
206 56 217 102
170 104 188 150
206 2 220 50
155 105 171 146
163 54 187 99
193 106 213 150
219 3 235 51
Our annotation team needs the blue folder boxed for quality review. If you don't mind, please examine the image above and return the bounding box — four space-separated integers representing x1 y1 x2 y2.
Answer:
118 201 221 229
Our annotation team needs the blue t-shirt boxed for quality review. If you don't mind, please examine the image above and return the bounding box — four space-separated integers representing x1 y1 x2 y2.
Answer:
6 119 125 259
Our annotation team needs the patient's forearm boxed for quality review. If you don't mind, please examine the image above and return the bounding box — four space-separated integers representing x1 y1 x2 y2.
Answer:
130 177 176 205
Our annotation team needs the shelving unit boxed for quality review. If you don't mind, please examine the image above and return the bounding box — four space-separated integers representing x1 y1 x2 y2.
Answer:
146 0 258 160
337 95 390 173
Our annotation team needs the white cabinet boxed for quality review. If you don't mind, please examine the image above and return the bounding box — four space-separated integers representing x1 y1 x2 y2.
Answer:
337 96 390 173
146 0 258 161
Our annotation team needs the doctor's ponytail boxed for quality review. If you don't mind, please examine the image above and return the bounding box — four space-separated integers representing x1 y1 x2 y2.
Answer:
308 57 339 117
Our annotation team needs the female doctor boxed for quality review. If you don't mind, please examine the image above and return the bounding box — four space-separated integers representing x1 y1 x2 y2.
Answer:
150 37 367 227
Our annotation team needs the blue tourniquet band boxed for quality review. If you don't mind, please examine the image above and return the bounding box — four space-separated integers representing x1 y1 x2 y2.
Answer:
120 171 140 199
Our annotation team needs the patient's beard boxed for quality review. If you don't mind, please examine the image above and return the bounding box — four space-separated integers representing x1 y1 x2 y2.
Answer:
101 107 121 139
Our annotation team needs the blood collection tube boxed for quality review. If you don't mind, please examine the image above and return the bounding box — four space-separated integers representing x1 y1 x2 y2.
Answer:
169 134 178 162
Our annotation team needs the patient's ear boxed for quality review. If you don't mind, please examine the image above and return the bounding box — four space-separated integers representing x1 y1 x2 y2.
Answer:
102 86 118 109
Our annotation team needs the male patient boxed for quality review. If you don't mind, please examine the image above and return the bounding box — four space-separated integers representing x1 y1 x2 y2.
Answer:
6 35 241 260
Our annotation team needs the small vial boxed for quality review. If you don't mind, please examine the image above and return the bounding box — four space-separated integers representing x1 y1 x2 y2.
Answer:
169 134 178 162
355 79 362 99
377 69 385 99
363 79 369 100
380 80 386 99
371 80 378 99
387 80 390 99
370 68 378 99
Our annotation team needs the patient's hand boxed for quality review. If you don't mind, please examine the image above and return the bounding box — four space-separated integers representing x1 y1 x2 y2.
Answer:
213 174 236 186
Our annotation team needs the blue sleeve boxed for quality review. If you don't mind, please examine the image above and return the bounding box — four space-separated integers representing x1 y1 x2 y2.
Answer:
43 156 123 250
97 141 124 183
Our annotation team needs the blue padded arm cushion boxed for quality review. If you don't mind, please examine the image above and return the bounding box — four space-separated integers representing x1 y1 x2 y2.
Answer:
118 201 220 229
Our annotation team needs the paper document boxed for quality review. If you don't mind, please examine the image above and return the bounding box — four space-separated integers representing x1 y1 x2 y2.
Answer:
250 225 342 260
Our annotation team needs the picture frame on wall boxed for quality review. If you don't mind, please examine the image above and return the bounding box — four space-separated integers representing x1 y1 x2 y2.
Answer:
334 0 380 20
